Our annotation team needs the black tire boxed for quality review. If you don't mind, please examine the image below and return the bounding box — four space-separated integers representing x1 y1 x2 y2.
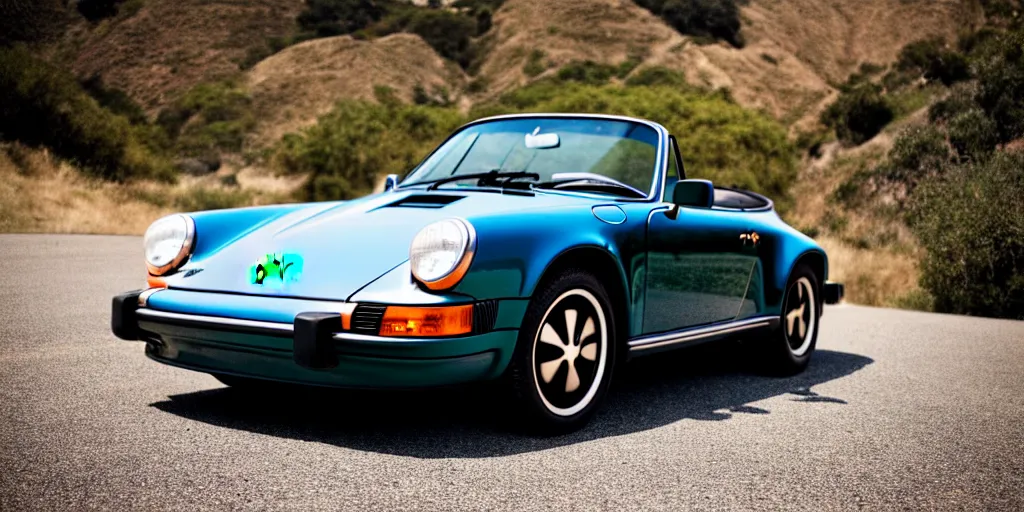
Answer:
760 264 821 376
505 269 617 435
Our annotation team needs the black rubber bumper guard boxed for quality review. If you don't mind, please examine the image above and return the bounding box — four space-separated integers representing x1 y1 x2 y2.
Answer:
111 290 144 341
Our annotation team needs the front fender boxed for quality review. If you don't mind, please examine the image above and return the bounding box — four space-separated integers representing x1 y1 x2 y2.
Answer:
453 204 645 301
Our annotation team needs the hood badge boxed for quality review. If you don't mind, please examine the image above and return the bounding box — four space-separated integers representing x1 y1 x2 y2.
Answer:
250 253 304 287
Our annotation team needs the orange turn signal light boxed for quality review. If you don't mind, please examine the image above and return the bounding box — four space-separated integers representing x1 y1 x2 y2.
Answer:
379 305 473 337
146 276 168 289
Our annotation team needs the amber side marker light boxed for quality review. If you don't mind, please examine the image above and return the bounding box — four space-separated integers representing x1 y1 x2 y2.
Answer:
379 305 473 337
146 276 168 289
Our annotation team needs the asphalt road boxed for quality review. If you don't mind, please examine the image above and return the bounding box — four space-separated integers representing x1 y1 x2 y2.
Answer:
1 234 1023 511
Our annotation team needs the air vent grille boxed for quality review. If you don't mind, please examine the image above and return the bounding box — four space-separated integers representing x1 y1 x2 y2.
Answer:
385 194 464 209
473 300 499 335
350 304 387 335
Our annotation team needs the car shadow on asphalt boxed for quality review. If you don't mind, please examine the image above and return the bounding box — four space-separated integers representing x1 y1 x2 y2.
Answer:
150 344 873 458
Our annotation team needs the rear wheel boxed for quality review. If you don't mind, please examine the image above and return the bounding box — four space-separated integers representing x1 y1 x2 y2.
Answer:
505 270 616 434
760 264 820 375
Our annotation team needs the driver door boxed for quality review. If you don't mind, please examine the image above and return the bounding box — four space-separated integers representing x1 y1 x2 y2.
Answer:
642 139 756 334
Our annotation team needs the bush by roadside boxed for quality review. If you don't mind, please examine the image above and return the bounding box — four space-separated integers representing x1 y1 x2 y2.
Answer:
908 151 1024 319
0 46 173 182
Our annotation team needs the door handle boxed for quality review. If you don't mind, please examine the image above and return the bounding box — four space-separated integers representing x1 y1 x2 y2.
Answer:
739 232 760 246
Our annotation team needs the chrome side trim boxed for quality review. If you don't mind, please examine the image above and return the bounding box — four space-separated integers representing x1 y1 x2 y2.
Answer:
628 316 775 353
136 308 294 333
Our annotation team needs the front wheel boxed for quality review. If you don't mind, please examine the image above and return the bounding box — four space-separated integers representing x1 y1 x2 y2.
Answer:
505 270 617 435
759 264 820 375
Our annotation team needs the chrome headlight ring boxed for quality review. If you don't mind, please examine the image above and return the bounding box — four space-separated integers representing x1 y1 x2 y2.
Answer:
144 214 195 276
409 218 476 290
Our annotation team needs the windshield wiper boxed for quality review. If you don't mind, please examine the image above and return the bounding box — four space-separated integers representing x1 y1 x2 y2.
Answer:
534 172 648 199
404 170 540 191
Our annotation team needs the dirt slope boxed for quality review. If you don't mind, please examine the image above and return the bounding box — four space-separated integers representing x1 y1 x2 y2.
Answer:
479 0 970 126
72 0 303 110
248 33 466 143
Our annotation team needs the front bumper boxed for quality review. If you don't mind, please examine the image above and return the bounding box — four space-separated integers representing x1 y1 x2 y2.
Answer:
112 289 524 388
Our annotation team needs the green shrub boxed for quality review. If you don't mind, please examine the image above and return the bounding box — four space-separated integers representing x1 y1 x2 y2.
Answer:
402 9 478 68
297 0 385 37
77 0 125 22
294 0 499 70
908 151 1024 319
625 66 687 87
929 81 981 123
635 0 745 48
1 0 69 45
947 108 999 160
0 46 172 181
80 75 148 125
275 100 463 201
872 125 953 199
896 37 971 86
158 80 255 156
556 60 618 85
820 83 894 145
452 0 504 35
974 29 1024 143
523 49 547 77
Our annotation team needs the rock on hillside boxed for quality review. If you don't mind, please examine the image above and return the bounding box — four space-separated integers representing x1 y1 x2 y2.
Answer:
480 0 970 127
73 0 303 110
247 33 466 143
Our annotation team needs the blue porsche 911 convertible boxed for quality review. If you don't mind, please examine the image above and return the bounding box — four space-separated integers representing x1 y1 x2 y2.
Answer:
113 113 843 433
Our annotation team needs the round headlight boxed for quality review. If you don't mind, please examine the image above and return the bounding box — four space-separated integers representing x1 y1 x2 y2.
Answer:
144 214 195 276
410 218 476 290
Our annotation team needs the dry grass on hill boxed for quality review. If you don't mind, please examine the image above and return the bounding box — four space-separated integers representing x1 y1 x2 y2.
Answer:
0 145 303 235
479 0 968 127
72 0 303 110
248 33 466 144
476 0 677 94
785 111 935 307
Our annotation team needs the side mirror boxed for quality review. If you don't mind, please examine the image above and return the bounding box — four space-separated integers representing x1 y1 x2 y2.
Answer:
384 174 399 192
672 179 714 208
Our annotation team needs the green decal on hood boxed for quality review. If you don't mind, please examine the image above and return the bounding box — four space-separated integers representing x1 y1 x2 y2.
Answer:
250 253 304 287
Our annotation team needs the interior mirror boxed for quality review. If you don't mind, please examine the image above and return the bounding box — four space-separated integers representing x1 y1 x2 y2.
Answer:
672 179 714 208
384 174 399 192
524 129 560 149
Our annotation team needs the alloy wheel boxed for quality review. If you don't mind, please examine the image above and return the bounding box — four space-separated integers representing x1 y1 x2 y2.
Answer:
531 289 609 417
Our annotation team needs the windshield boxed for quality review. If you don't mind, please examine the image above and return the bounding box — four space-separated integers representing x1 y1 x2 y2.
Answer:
401 117 661 196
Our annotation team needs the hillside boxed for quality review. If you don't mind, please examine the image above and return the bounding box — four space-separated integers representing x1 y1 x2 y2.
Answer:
61 0 969 128
477 0 968 126
248 33 466 144
71 0 303 110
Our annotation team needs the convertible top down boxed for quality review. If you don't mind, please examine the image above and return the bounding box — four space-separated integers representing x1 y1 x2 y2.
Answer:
113 113 843 433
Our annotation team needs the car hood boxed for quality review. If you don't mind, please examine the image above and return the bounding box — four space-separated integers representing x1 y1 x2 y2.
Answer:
166 189 597 301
